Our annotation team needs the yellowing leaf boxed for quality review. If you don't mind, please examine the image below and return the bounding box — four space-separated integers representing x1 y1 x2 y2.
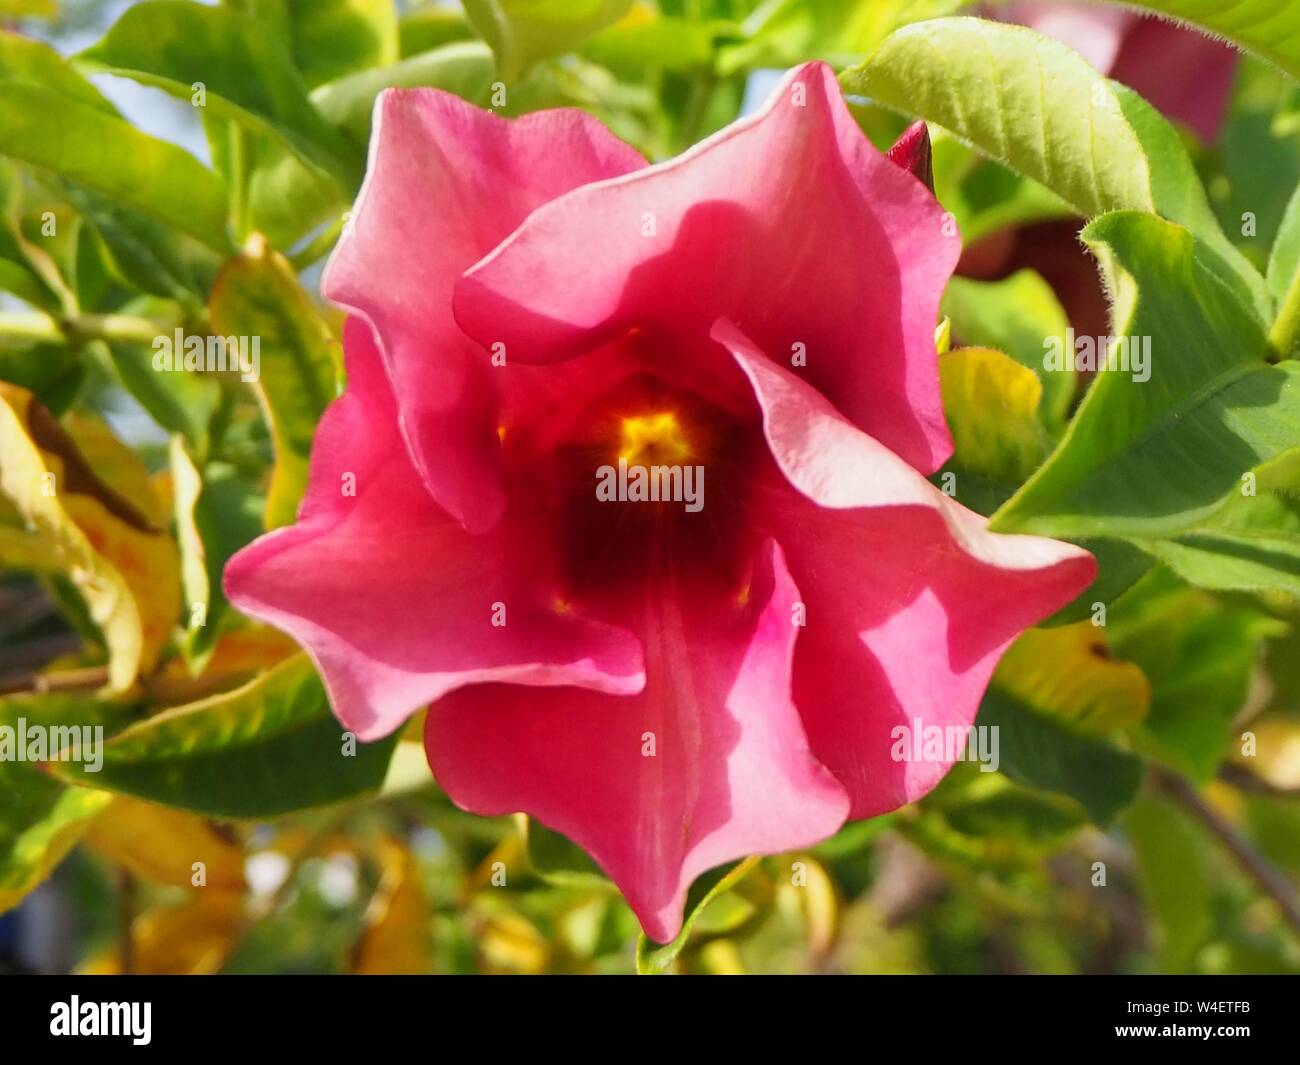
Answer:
80 890 244 975
995 623 1151 736
85 795 245 891
787 855 838 957
939 347 1048 486
0 385 147 689
473 903 550 974
209 234 339 529
352 837 431 974
0 786 112 914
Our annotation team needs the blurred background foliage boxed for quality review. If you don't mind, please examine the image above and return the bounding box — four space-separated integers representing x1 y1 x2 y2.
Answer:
0 0 1299 975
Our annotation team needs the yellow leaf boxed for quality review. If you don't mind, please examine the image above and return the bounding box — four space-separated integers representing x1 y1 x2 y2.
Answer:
995 622 1151 735
80 890 244 975
84 795 245 891
939 347 1049 484
474 905 549 974
0 384 144 689
352 837 431 974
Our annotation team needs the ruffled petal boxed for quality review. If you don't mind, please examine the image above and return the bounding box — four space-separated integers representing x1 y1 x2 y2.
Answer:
322 89 646 532
455 61 959 474
224 321 644 741
425 540 850 942
716 319 1096 817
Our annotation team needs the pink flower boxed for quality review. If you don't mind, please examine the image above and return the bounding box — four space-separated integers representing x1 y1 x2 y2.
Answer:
225 64 1094 942
1000 2 1239 142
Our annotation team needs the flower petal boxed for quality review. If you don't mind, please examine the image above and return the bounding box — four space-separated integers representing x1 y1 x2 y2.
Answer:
322 89 646 532
455 61 959 474
716 319 1096 817
224 321 645 741
425 539 850 943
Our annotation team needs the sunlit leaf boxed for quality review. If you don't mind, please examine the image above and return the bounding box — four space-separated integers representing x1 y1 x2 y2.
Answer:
0 83 230 251
463 0 633 81
78 0 360 188
49 654 399 817
991 213 1300 540
843 17 1267 315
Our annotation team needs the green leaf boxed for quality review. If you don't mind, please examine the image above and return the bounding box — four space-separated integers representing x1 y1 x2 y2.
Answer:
102 338 221 456
1107 1 1300 83
62 184 214 301
977 686 1144 825
719 0 963 75
0 0 57 16
521 816 610 888
1041 537 1154 626
49 655 399 818
78 0 360 189
0 693 132 913
991 212 1300 540
0 83 230 251
1268 172 1300 308
1267 181 1300 359
0 29 116 113
842 17 1267 316
240 135 348 252
581 11 721 72
171 441 267 664
934 773 1088 848
283 0 400 88
399 5 475 57
1124 793 1213 972
312 41 497 144
635 856 760 973
993 621 1151 736
208 236 339 529
1109 572 1285 782
942 271 1075 427
1136 491 1300 598
463 0 633 81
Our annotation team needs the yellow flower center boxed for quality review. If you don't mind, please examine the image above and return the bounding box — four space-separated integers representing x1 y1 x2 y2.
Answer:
618 411 692 466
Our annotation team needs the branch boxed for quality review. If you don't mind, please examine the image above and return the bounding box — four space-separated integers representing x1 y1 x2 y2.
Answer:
1150 766 1300 939
1219 761 1300 800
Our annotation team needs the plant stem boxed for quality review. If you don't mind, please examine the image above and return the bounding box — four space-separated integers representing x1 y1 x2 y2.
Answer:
1151 766 1300 939
0 310 178 347
0 310 61 343
1219 761 1300 800
0 665 109 697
